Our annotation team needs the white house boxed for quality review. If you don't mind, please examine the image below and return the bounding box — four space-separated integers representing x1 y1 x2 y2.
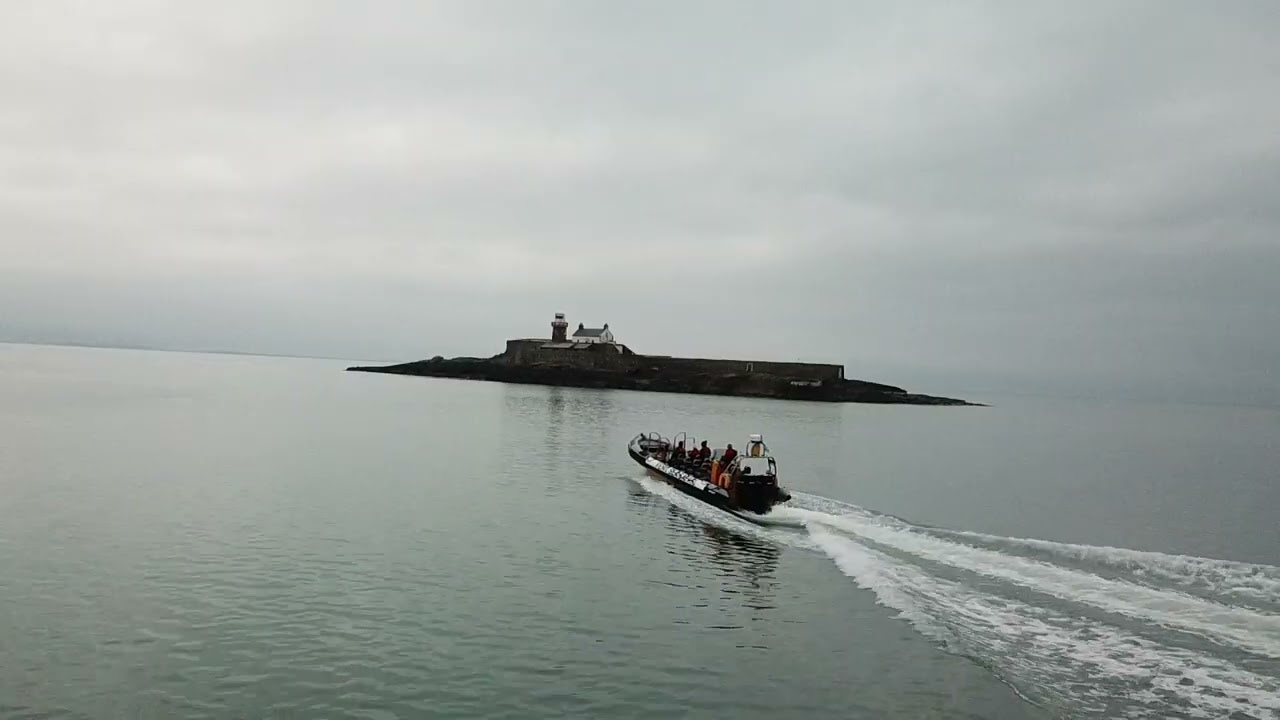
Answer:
572 322 614 344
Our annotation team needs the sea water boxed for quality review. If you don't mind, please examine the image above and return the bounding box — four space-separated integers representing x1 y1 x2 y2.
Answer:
1 343 1277 718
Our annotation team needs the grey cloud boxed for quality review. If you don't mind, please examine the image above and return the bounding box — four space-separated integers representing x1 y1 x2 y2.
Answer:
2 1 1277 402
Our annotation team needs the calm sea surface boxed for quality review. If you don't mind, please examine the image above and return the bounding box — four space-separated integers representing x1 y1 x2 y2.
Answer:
2 344 1277 719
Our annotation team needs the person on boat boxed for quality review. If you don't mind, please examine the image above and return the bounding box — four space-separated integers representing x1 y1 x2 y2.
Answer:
671 441 686 462
698 441 711 461
721 443 738 466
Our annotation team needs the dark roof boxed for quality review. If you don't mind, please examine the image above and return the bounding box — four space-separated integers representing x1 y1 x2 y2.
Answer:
573 327 608 338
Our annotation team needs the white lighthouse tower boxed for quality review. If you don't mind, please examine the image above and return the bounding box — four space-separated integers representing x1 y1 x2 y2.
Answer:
551 312 569 342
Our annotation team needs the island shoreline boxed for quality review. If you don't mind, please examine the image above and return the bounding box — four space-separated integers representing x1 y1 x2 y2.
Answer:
346 356 981 406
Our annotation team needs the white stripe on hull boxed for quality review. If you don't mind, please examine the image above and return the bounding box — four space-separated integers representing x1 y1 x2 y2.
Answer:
643 456 728 497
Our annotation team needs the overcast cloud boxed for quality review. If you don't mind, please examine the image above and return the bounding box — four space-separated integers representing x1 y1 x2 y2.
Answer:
1 1 1277 402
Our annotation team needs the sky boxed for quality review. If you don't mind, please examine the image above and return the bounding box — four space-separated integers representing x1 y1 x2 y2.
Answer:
1 1 1277 402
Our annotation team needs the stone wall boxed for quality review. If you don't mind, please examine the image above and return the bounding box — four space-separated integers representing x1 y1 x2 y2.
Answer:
644 356 843 381
502 340 615 370
503 339 546 364
502 339 843 382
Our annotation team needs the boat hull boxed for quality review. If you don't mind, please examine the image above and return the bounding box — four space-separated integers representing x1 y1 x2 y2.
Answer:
628 447 778 524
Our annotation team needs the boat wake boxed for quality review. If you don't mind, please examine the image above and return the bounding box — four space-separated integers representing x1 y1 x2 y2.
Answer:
633 477 1280 719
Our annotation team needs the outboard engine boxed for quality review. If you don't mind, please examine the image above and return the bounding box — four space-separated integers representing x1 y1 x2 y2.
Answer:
732 434 783 512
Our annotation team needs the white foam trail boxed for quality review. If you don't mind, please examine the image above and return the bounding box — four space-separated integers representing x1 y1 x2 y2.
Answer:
785 507 1280 660
811 526 1280 720
940 529 1280 605
632 480 1280 715
787 491 1280 606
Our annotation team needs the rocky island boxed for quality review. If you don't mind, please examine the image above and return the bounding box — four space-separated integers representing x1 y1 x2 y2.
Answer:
347 313 976 406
